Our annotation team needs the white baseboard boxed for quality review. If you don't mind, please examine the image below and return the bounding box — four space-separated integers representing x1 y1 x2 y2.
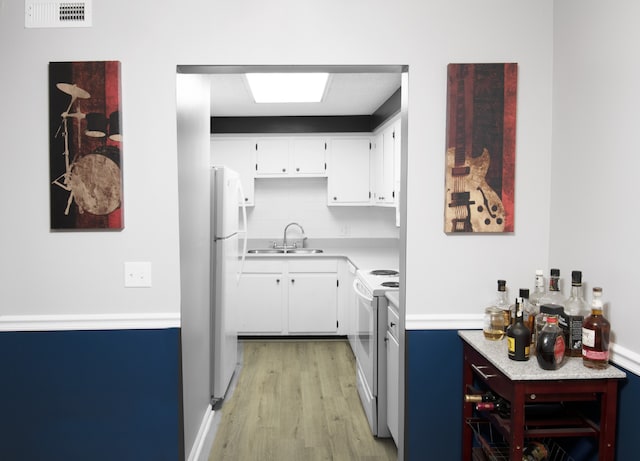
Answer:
187 405 216 461
0 312 180 331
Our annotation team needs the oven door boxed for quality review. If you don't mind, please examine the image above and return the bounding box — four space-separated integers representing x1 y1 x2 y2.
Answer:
352 276 377 397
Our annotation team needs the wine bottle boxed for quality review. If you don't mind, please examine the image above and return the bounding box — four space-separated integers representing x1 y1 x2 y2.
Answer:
463 391 497 403
582 287 611 369
475 398 511 417
506 297 531 361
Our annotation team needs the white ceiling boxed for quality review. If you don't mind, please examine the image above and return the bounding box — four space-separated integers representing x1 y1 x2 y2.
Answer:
209 73 402 117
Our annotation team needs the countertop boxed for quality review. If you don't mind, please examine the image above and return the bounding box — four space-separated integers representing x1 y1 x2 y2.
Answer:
459 329 626 381
245 238 399 272
386 291 399 308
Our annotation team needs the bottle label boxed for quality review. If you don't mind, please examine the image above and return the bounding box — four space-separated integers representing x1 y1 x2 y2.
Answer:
582 327 596 348
554 335 565 363
583 349 609 360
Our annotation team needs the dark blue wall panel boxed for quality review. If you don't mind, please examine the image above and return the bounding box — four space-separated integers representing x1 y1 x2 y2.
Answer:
406 330 462 461
405 329 639 461
0 328 182 461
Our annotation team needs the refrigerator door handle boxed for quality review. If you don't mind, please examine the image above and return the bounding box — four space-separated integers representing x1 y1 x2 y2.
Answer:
237 181 248 283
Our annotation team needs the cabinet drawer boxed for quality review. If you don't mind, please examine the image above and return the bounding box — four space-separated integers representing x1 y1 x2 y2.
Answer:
288 258 338 273
242 259 284 273
464 344 511 400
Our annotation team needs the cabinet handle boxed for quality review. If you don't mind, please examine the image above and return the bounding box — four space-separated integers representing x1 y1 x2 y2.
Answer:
291 279 295 284
471 364 497 380
390 322 396 327
296 167 300 172
276 279 280 284
333 196 337 201
282 168 286 172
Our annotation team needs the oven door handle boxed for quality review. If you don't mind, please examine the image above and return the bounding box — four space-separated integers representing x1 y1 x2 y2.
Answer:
353 279 373 302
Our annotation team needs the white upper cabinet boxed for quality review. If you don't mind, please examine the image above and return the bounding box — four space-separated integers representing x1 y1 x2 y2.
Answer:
327 137 372 206
255 137 327 177
291 138 328 175
211 137 256 206
254 138 290 175
372 119 398 206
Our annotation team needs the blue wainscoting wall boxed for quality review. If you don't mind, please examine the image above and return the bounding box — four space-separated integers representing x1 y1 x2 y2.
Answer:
405 329 640 461
0 328 182 461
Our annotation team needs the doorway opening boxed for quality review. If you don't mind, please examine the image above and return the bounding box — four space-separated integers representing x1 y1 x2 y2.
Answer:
177 64 408 461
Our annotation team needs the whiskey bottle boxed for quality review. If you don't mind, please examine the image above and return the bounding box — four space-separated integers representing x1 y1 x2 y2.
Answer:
539 268 565 307
506 297 530 361
529 269 546 308
565 270 588 357
582 287 611 369
495 279 510 328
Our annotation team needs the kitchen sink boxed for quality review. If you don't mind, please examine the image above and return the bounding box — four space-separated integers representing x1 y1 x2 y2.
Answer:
247 248 323 254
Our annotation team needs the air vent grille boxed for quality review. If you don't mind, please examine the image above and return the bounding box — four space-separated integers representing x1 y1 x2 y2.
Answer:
25 0 92 28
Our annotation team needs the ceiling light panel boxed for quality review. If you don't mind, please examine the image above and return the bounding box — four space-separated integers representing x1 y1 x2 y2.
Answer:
246 73 329 103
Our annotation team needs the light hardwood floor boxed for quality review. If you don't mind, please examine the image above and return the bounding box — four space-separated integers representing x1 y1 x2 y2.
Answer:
208 339 397 461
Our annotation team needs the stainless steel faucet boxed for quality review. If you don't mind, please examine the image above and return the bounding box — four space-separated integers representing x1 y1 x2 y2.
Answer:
283 222 305 249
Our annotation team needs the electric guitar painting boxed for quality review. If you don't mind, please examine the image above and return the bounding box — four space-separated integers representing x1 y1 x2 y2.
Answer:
445 68 506 233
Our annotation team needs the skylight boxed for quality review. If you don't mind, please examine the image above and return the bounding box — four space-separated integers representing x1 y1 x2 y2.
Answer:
245 73 329 103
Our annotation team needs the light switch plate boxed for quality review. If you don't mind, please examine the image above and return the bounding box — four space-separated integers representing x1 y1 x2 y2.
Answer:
124 262 152 287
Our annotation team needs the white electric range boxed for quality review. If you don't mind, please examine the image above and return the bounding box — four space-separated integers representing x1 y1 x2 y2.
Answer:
352 268 399 438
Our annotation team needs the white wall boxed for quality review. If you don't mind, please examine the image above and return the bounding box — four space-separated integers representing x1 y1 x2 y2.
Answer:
551 0 640 367
247 178 398 240
0 0 554 320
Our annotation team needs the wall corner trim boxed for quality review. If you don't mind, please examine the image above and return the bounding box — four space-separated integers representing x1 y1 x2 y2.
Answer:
187 404 216 461
0 312 180 331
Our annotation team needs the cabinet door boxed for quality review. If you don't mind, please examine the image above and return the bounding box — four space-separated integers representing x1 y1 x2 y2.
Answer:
372 126 395 206
255 139 289 175
386 330 399 444
211 138 255 206
327 138 371 205
236 273 285 334
288 273 338 333
291 138 327 175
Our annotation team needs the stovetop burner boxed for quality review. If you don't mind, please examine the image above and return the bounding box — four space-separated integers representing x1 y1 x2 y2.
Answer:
381 281 399 288
370 269 399 276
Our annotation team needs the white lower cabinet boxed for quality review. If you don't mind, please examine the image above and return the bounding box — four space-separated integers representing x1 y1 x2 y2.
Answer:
238 258 339 335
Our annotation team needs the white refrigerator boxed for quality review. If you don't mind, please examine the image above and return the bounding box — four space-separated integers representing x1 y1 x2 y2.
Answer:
210 166 247 402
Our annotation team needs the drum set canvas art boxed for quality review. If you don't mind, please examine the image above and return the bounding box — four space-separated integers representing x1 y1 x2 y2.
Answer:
49 61 123 230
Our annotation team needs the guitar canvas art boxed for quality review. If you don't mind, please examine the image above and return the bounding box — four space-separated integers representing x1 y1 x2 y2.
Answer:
444 63 516 233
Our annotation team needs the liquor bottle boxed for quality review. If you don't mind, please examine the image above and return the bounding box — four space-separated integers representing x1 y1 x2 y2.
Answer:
475 398 511 418
463 391 496 403
536 315 566 370
582 287 611 369
506 297 530 361
510 289 535 337
494 279 510 328
535 268 566 349
539 268 565 307
565 270 588 357
529 269 546 309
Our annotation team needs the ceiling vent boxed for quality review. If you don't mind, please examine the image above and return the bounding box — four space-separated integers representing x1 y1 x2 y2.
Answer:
25 0 92 28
